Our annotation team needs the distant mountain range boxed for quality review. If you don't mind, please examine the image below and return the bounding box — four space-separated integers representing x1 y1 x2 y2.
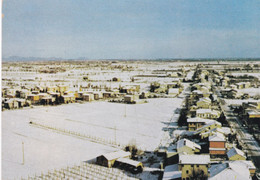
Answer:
2 56 66 61
2 56 260 62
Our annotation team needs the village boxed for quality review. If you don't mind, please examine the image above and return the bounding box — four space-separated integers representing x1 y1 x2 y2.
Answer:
1 60 260 180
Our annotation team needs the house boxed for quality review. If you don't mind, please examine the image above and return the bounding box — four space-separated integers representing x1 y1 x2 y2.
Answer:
102 92 112 98
178 154 210 180
41 96 55 105
196 109 220 120
61 95 75 103
168 88 180 96
187 117 214 131
17 89 30 98
209 161 254 180
16 98 26 108
196 97 211 109
27 94 40 104
236 82 250 89
120 85 140 94
4 99 19 109
93 92 103 100
177 138 201 154
124 95 139 103
209 133 226 156
196 121 222 135
227 147 246 161
83 94 94 101
47 86 58 93
200 127 225 139
140 91 150 99
96 151 131 168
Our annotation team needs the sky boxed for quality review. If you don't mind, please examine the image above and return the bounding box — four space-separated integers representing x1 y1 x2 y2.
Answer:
2 0 260 59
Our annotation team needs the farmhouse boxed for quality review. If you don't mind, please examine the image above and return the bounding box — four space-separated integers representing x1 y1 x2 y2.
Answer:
96 151 131 168
178 154 210 179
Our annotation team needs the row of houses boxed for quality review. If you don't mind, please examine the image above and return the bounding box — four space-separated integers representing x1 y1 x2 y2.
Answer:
163 68 256 180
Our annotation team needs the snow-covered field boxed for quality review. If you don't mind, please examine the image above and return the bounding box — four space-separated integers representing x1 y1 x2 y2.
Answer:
2 98 183 179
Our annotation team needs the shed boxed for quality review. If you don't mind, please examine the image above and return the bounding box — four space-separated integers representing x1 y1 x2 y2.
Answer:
227 147 246 161
115 158 143 174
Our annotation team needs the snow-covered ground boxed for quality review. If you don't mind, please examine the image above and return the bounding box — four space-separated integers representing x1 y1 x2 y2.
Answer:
2 98 183 179
237 88 260 96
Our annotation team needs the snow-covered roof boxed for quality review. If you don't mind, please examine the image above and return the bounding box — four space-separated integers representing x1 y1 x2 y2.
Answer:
177 138 201 151
187 117 213 123
201 128 224 137
163 164 182 180
198 97 211 103
179 154 210 165
101 151 131 161
196 108 220 114
209 162 251 180
168 88 179 94
196 121 222 133
116 157 142 167
227 147 246 159
209 133 225 142
192 90 203 94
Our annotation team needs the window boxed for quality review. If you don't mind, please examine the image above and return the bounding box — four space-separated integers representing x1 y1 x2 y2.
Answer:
186 170 189 174
191 165 194 167
197 165 199 168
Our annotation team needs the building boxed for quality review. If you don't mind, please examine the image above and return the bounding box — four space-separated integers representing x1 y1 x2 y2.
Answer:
115 158 143 174
209 133 226 156
168 88 180 96
163 164 182 180
83 94 94 102
195 121 222 136
27 94 40 104
200 127 225 139
96 151 131 168
124 95 139 103
196 97 211 109
187 117 214 131
177 138 201 154
196 109 220 120
178 154 210 180
227 147 246 161
209 161 254 180
61 95 75 103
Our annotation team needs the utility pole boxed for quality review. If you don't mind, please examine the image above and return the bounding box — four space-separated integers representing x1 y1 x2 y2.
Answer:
22 142 24 165
124 104 126 117
114 125 117 143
